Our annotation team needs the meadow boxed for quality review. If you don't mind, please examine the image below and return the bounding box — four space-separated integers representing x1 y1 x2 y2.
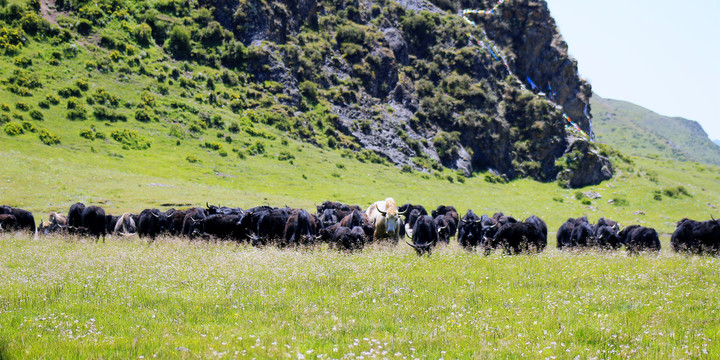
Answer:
1 233 719 359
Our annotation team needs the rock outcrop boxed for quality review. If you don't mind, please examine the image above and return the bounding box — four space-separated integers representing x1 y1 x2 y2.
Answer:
204 0 612 187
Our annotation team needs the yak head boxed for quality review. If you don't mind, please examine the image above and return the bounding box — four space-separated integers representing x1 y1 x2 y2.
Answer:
375 198 404 236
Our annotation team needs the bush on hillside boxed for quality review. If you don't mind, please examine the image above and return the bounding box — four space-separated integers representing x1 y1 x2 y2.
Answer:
111 129 151 150
3 122 23 136
38 128 60 145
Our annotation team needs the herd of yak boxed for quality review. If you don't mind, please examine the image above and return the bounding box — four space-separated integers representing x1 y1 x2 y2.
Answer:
1 198 719 256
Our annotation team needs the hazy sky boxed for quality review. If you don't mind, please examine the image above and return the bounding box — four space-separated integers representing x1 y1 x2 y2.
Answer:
544 0 720 140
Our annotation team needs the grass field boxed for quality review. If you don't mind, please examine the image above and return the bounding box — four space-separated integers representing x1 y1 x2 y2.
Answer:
1 233 719 359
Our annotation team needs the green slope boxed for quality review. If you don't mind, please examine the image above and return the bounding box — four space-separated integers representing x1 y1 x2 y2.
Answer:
591 94 720 165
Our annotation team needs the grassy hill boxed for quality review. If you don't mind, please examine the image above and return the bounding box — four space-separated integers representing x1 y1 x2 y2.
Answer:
0 0 717 233
591 94 720 166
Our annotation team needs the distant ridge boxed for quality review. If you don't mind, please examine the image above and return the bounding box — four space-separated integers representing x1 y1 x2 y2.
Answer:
714 140 720 147
591 94 720 166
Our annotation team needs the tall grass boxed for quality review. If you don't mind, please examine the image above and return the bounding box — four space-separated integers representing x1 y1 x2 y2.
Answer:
1 233 719 358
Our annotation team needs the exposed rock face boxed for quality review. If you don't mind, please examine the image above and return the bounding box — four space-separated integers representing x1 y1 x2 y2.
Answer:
480 0 593 135
556 139 613 188
204 0 612 187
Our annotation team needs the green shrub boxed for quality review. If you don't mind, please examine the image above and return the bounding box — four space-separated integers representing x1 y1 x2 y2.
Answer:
46 94 60 105
22 121 37 133
75 79 89 91
0 103 9 111
13 56 32 68
244 126 276 140
29 110 43 120
581 198 592 205
80 128 95 140
38 100 50 109
95 131 106 140
433 131 460 161
93 106 127 122
203 141 223 151
15 102 29 111
247 141 265 155
76 18 93 35
58 86 82 98
356 149 387 164
610 197 629 206
111 129 151 150
401 164 413 173
166 25 191 59
135 23 153 45
278 151 295 161
299 81 318 103
0 114 9 124
3 122 24 135
186 155 200 163
38 128 60 145
135 108 155 122
484 173 507 184
228 122 240 134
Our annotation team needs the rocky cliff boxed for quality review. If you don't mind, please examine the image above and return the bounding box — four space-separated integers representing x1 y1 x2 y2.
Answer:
201 0 610 186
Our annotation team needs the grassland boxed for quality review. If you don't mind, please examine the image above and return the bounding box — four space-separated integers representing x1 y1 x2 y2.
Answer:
1 234 719 359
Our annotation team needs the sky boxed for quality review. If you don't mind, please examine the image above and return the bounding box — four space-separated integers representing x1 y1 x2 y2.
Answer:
544 0 720 140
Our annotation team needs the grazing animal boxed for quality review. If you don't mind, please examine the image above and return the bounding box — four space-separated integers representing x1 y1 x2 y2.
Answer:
0 214 18 232
493 217 547 254
113 213 137 235
434 215 451 244
283 209 318 246
593 224 621 249
81 205 107 240
137 209 173 240
570 221 594 247
557 217 592 249
671 218 720 254
322 226 366 251
167 209 187 235
318 208 340 228
206 203 244 216
202 214 244 240
68 202 85 228
406 215 439 255
316 201 363 220
1 206 35 233
254 207 291 246
457 210 484 250
48 212 67 226
105 215 120 235
182 207 207 238
619 225 661 253
338 210 375 240
398 204 428 234
367 198 404 243
524 215 548 251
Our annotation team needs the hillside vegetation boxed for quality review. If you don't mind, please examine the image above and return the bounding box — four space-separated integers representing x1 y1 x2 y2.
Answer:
592 94 720 166
0 0 611 187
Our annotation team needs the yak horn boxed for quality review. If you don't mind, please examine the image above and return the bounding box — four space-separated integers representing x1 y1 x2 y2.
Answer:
151 211 160 218
474 219 484 224
206 202 210 208
437 224 448 232
405 240 419 249
375 203 387 217
712 214 716 221
397 208 408 216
